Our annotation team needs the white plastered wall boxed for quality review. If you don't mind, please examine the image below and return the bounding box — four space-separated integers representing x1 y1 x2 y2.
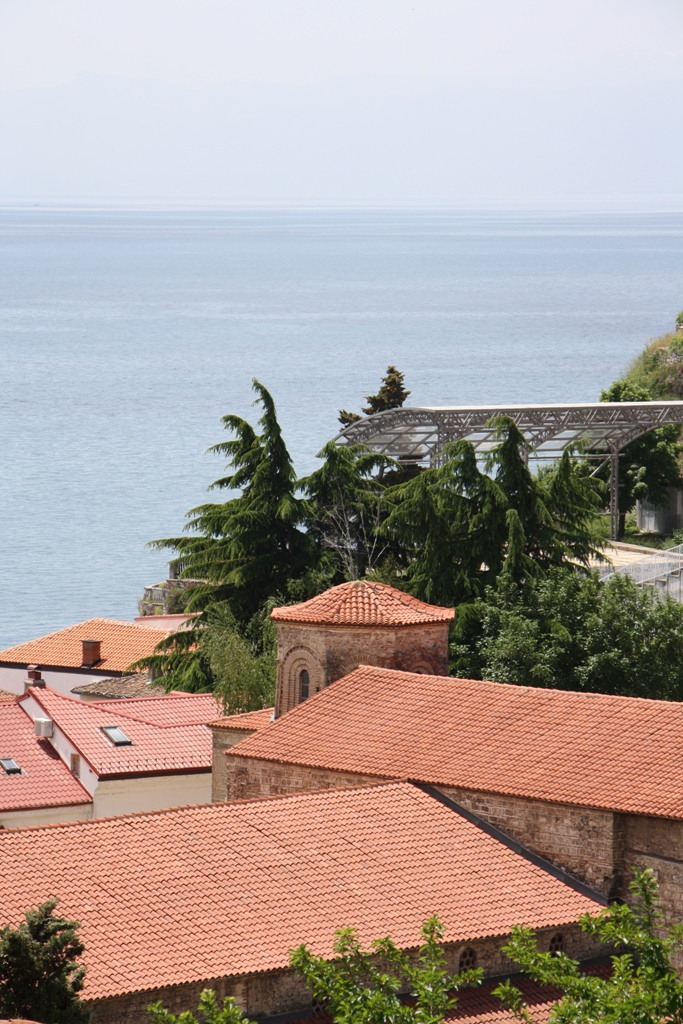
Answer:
0 802 92 829
0 665 112 699
93 772 211 817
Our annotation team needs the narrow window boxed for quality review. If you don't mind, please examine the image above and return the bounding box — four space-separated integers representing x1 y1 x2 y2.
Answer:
459 947 477 973
300 670 310 702
549 932 564 956
70 753 81 778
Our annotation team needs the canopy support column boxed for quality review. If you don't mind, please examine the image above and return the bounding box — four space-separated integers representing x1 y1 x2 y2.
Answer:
610 452 620 541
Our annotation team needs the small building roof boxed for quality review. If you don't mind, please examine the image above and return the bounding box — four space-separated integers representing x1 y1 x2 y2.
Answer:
0 703 91 813
19 688 211 778
0 689 16 701
209 707 274 731
95 692 221 727
271 581 454 627
0 781 601 1002
230 665 683 820
71 672 165 699
0 619 170 674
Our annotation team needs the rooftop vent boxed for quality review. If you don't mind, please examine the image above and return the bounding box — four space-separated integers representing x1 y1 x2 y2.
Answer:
0 757 22 775
101 725 132 747
34 718 54 738
81 640 101 668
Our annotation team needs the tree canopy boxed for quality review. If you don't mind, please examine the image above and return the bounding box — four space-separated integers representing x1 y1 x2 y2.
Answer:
0 898 89 1024
290 915 481 1024
451 567 683 700
496 868 683 1024
598 378 682 535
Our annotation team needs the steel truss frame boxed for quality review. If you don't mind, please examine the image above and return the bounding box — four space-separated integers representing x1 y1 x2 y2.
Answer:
329 402 683 541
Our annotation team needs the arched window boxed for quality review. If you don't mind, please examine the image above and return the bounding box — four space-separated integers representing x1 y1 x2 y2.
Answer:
300 669 310 702
549 932 564 956
459 947 477 973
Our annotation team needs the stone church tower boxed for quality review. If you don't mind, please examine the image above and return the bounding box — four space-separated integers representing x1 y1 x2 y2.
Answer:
271 580 454 718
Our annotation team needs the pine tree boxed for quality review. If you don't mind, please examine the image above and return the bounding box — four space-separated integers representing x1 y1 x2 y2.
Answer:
0 899 89 1024
362 365 411 416
150 380 314 625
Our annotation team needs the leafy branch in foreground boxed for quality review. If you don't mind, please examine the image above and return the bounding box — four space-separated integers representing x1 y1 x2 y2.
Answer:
148 988 252 1024
290 915 481 1024
495 867 683 1024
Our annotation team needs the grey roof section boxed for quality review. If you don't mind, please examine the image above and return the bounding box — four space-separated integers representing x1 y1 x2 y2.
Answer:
71 672 164 699
329 401 683 464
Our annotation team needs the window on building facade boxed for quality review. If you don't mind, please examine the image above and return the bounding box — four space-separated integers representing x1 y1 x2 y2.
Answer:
549 932 564 955
300 669 310 701
459 947 477 972
70 753 80 778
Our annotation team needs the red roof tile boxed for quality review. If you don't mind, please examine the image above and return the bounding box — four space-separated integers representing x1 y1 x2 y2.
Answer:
271 581 454 626
20 689 211 778
95 692 221 726
0 704 91 813
209 708 274 731
0 619 170 674
0 689 16 701
232 665 683 819
0 782 601 1001
70 672 164 699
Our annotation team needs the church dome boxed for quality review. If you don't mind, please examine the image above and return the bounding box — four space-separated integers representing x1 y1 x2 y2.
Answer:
271 581 454 628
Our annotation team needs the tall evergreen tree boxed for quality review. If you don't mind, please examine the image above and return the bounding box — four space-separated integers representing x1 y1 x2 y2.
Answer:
140 381 316 692
151 380 314 624
0 899 89 1024
301 441 395 580
382 417 603 606
362 365 411 415
338 365 410 426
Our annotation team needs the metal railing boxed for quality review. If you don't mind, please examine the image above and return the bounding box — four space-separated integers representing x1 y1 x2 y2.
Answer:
600 543 683 599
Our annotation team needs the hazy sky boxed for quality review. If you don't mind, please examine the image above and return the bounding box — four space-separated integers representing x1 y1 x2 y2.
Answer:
1 0 681 92
0 1 681 199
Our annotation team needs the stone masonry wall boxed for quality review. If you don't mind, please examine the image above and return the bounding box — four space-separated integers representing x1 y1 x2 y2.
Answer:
275 621 449 717
211 725 262 802
223 753 382 802
88 925 604 1024
619 814 683 937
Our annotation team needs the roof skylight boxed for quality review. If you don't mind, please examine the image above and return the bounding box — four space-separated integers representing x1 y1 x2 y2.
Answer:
101 726 132 747
0 757 22 775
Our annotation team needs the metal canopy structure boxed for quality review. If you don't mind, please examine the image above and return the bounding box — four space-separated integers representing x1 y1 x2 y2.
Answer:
330 402 683 541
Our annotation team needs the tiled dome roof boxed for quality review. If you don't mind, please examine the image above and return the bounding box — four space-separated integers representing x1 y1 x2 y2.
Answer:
270 581 454 627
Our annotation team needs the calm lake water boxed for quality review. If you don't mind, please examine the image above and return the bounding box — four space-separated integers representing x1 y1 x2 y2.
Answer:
1 203 682 647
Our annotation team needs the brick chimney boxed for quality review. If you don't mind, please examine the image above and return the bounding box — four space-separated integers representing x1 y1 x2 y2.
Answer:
24 664 45 691
81 640 102 668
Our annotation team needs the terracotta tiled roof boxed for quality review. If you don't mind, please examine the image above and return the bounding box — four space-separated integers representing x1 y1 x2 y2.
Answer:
20 688 211 778
0 782 601 1001
0 689 16 701
0 619 171 674
94 692 221 727
209 708 274 731
271 581 454 627
70 672 164 699
232 665 683 819
0 703 91 813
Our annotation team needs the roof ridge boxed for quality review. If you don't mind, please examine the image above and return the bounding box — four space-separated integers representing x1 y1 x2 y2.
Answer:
352 664 683 710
